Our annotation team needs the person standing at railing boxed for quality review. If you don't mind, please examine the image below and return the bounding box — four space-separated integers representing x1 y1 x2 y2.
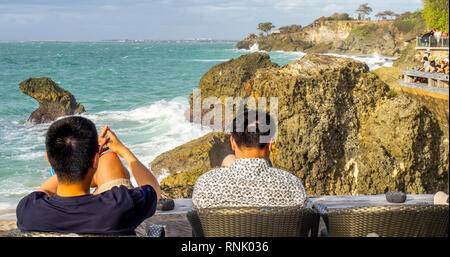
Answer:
442 30 448 39
421 30 434 47
434 28 442 45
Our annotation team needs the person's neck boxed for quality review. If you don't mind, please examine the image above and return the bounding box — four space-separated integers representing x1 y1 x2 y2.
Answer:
56 182 91 197
235 148 268 160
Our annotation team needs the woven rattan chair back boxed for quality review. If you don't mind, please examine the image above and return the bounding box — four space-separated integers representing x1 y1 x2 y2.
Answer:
187 206 319 237
327 205 449 237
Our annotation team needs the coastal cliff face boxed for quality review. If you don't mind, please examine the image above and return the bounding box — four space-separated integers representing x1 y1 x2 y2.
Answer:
237 20 408 56
19 77 85 124
152 53 448 197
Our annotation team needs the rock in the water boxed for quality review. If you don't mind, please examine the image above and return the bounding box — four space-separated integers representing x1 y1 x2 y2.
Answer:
19 77 85 124
385 191 407 203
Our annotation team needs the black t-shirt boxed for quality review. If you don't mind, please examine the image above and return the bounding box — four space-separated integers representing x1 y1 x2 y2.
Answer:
16 185 157 235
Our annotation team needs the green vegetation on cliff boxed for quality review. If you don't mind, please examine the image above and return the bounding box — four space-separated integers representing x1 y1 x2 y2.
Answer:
421 0 449 31
394 11 426 35
350 23 378 39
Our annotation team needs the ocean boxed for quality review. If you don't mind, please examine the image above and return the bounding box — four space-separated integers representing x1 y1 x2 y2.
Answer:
0 41 394 218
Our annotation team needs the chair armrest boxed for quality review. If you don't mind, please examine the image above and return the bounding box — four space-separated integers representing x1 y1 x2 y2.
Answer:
186 208 204 237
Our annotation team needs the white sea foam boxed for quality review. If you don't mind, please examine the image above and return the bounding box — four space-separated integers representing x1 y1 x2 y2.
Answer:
191 59 230 62
0 202 16 210
323 52 396 70
235 43 395 70
249 43 260 52
0 97 210 210
84 97 211 167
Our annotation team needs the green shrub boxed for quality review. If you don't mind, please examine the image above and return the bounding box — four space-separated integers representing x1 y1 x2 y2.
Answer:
394 11 425 34
351 24 378 38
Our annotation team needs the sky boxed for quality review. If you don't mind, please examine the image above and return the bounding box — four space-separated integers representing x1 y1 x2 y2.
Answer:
0 0 424 41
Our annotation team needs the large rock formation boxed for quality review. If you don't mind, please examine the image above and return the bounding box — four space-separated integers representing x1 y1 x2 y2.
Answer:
355 95 447 194
19 77 85 124
186 52 278 123
153 53 448 196
244 54 447 195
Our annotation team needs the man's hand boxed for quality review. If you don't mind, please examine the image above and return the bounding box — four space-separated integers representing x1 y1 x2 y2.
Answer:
98 126 129 157
97 125 161 201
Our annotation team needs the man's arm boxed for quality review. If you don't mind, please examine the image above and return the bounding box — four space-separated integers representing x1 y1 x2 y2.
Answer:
104 129 161 202
38 175 58 197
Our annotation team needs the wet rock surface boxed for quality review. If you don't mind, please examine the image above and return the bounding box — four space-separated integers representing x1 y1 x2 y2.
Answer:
19 77 85 124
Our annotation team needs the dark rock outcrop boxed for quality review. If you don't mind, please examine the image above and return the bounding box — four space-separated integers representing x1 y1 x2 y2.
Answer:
19 77 85 124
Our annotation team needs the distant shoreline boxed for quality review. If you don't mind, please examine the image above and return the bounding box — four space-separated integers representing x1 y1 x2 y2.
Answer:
0 39 239 43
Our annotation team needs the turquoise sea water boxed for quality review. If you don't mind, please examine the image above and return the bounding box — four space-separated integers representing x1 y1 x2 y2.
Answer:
0 41 311 213
0 41 395 214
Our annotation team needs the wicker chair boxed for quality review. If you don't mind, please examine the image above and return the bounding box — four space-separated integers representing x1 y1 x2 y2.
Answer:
315 204 449 237
186 206 320 237
7 224 165 237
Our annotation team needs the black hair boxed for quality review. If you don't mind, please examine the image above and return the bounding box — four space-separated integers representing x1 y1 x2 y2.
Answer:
423 56 428 61
231 110 276 149
45 116 99 183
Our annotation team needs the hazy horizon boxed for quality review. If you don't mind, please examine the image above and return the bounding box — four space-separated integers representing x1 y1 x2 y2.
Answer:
0 0 423 41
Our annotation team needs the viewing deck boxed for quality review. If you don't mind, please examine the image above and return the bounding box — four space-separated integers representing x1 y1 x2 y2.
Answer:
400 68 449 95
416 36 449 50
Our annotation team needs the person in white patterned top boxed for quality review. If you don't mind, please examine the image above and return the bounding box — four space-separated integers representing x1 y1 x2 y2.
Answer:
192 110 307 209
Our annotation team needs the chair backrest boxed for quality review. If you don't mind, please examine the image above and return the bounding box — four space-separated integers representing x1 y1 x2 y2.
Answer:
186 206 319 237
327 205 449 237
7 231 107 237
7 224 164 237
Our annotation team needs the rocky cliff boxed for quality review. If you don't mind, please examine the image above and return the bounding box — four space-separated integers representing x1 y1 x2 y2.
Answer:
152 53 448 197
19 77 85 124
237 18 423 56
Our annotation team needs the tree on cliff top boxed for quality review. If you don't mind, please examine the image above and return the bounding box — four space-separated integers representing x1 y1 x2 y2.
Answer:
356 3 373 20
421 0 449 31
376 10 399 20
257 22 275 35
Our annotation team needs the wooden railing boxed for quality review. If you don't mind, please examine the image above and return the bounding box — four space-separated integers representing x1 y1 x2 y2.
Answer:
400 69 449 95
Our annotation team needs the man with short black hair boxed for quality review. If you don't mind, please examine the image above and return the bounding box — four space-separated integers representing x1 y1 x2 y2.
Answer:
16 116 161 235
192 110 307 208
